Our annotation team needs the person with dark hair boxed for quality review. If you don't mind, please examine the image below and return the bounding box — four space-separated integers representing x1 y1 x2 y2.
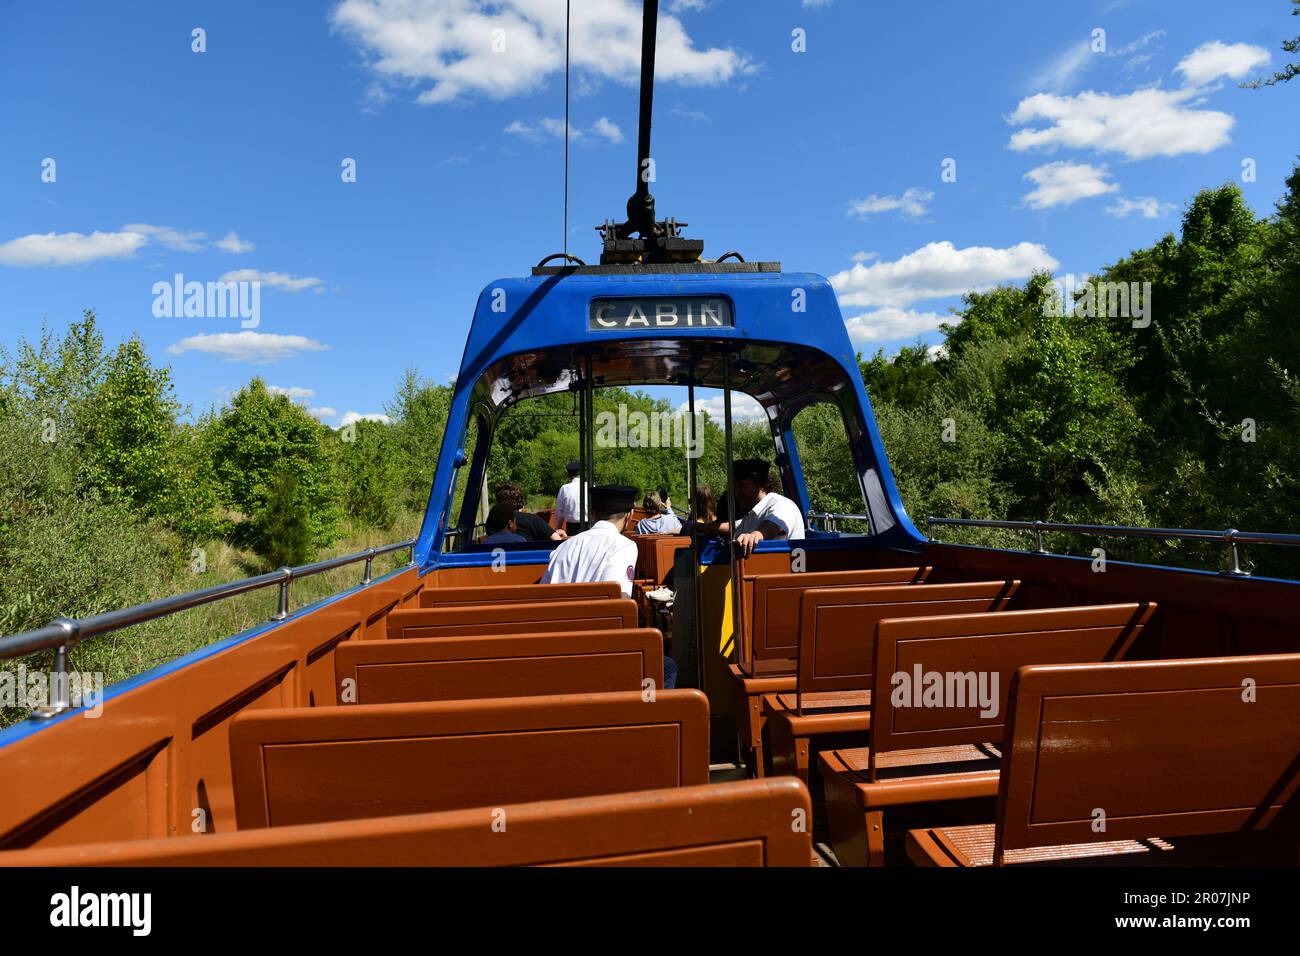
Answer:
494 481 563 542
635 490 682 534
542 484 677 689
713 459 805 557
551 460 586 535
687 484 717 533
480 503 527 546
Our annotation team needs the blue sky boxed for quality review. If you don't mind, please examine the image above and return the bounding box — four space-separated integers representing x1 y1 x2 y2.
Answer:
0 0 1295 426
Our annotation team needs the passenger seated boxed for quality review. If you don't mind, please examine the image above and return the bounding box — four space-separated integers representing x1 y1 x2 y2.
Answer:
707 459 806 557
479 503 528 546
635 491 683 535
681 485 717 537
542 484 678 689
495 481 563 542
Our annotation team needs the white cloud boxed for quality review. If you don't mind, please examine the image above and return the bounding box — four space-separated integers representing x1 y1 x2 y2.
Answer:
214 232 255 254
1177 40 1271 86
1008 87 1235 160
338 411 393 427
844 307 948 346
505 116 624 144
848 188 933 220
669 0 710 10
828 240 1060 309
122 224 208 252
0 229 148 267
218 269 324 292
802 0 833 7
0 224 256 267
268 385 316 399
308 406 339 421
1023 161 1118 209
1106 195 1177 219
676 394 766 422
1029 41 1094 94
166 332 330 364
850 251 879 263
330 0 753 105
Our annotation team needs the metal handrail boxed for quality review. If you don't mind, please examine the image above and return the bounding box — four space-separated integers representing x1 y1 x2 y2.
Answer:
925 517 1300 576
806 510 871 533
0 539 416 717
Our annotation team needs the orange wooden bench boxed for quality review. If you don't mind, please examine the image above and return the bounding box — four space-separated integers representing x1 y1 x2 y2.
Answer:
229 690 709 828
726 567 934 776
907 653 1300 866
386 598 638 640
335 628 665 704
0 779 812 867
763 580 1020 789
819 602 1155 865
418 581 621 609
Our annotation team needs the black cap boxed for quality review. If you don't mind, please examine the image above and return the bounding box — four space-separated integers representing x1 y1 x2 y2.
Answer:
734 459 773 485
591 484 639 515
566 460 581 475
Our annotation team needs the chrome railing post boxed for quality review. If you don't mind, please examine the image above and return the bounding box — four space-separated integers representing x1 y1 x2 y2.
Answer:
362 548 376 585
31 617 79 719
274 567 292 621
1223 529 1249 577
1033 521 1047 554
926 516 934 541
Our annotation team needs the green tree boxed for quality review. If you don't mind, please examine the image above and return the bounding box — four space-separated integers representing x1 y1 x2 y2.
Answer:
1242 0 1299 88
208 379 342 561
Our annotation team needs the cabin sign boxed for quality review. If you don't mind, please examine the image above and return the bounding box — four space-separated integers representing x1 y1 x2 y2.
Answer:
588 297 735 331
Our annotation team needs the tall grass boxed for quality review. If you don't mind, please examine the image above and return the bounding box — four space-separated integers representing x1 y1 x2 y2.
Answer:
0 512 422 729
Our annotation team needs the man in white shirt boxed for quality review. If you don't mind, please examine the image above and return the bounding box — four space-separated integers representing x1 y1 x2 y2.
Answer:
715 459 805 558
542 484 677 688
551 460 586 535
542 484 640 597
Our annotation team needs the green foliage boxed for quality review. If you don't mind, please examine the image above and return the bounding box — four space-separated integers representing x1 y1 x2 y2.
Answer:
208 378 342 563
335 418 403 529
250 467 314 568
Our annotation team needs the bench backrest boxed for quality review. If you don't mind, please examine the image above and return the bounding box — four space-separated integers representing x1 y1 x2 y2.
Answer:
0 779 811 867
752 567 933 662
335 628 665 704
867 603 1155 778
634 535 690 586
995 653 1300 863
418 581 621 609
229 690 709 829
796 580 1019 702
387 598 638 640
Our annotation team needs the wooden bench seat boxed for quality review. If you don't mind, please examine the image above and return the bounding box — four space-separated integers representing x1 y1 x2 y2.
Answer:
726 567 934 776
386 598 638 640
335 628 665 704
418 581 621 609
821 602 1153 865
230 690 709 828
763 580 1020 790
907 653 1300 867
0 779 813 867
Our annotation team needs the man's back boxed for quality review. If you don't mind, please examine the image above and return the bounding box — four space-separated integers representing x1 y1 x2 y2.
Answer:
542 521 638 596
737 491 805 540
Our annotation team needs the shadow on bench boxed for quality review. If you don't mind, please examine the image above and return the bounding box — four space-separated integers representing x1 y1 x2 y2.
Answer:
819 602 1154 865
386 598 638 640
908 652 1300 866
335 629 665 704
230 690 710 828
418 581 621 609
0 779 812 867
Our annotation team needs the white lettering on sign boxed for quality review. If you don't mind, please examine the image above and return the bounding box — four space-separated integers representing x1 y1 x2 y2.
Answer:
589 297 734 331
